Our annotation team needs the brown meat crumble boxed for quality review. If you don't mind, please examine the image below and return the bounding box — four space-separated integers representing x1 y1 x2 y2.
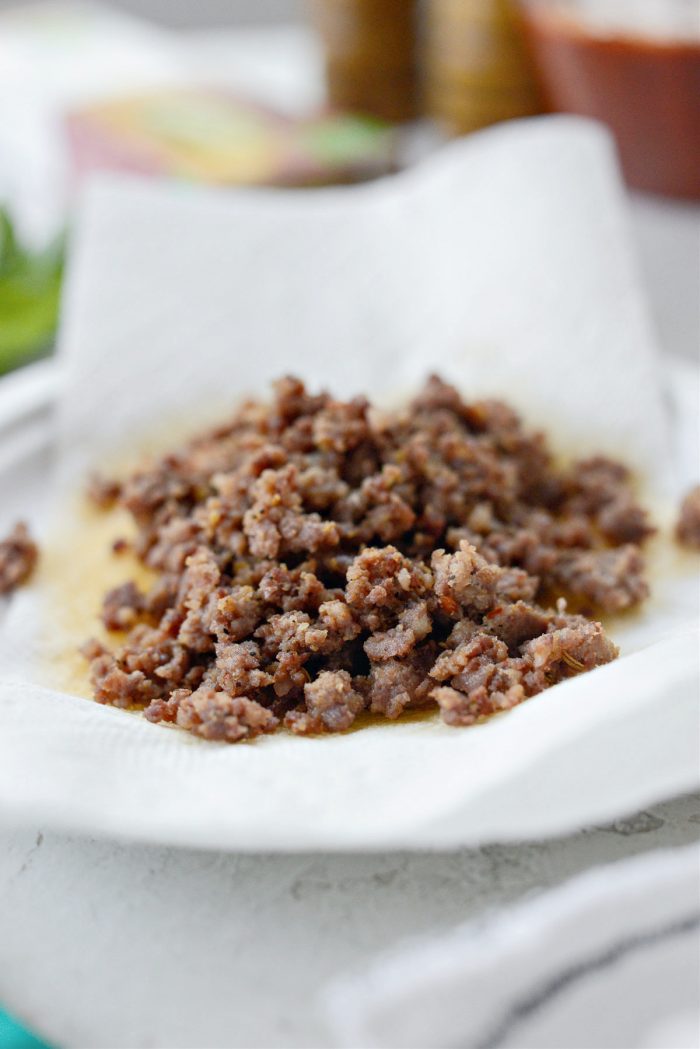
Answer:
675 485 700 549
81 375 655 741
0 522 38 595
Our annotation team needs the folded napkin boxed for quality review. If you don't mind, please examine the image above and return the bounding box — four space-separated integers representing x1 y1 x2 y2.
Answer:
324 843 700 1048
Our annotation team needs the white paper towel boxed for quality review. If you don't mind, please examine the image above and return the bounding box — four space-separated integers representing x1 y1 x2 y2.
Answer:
0 116 697 851
56 116 669 479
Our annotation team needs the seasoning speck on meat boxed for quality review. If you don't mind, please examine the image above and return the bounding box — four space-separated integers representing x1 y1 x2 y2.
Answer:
82 375 651 741
0 522 38 595
675 485 700 550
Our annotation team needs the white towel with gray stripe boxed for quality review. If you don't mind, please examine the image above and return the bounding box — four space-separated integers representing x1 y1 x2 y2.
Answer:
324 844 700 1049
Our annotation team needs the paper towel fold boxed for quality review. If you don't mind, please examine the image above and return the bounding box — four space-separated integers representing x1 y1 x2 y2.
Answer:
57 116 669 481
0 116 697 851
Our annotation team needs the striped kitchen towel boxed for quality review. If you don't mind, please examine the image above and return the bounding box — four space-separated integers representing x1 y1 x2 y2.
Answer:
325 843 700 1049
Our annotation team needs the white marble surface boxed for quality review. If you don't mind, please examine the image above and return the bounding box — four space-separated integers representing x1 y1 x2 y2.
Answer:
1 795 699 1049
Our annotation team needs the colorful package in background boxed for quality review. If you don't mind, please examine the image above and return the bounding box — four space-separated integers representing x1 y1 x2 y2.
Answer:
66 88 397 187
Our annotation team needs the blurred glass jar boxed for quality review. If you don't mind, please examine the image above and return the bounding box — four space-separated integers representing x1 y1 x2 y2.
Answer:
425 0 541 134
308 0 419 122
519 0 700 199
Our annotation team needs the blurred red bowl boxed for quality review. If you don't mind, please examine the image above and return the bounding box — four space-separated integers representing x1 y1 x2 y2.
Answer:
520 0 700 199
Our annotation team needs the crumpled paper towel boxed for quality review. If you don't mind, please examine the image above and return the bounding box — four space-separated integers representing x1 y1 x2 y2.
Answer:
55 116 669 480
323 843 700 1048
0 116 697 851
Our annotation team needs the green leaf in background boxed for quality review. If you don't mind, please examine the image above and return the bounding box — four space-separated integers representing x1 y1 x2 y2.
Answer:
0 208 65 376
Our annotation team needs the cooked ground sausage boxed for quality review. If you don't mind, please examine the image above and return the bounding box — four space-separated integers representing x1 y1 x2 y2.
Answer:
82 375 653 740
0 522 38 595
676 485 700 549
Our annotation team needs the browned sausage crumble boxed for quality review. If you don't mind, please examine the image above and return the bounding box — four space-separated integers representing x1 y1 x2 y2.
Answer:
675 485 700 550
82 375 655 742
0 522 38 595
